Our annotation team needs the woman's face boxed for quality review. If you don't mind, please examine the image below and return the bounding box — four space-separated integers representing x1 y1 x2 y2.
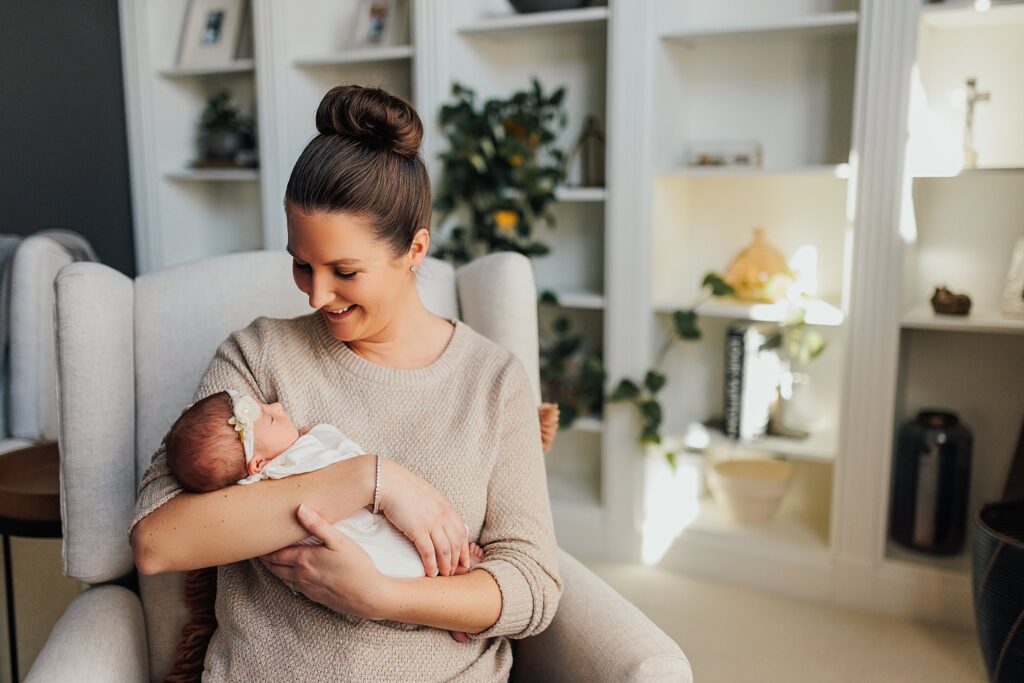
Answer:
286 210 425 342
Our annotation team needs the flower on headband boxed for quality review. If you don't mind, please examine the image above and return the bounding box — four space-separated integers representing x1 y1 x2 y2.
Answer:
226 391 261 464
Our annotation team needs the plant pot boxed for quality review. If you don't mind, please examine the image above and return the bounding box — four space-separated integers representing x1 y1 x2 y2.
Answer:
972 501 1024 682
707 458 793 524
508 0 589 13
199 126 244 162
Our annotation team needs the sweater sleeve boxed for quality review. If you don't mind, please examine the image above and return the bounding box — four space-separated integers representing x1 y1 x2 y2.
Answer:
468 357 564 641
127 321 269 542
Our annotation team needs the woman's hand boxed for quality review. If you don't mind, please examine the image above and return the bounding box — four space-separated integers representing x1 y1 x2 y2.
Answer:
376 458 470 577
260 504 389 620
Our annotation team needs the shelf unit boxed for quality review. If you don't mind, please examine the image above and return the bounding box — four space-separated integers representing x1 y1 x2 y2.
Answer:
119 0 1012 627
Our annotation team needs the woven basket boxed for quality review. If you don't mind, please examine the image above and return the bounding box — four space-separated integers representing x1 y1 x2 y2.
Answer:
972 501 1024 682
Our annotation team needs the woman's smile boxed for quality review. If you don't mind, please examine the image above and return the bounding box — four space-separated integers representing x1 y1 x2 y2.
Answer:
322 304 359 323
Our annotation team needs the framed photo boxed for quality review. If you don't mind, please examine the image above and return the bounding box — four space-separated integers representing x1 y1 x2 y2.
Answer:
177 0 248 68
1001 237 1024 319
351 0 410 48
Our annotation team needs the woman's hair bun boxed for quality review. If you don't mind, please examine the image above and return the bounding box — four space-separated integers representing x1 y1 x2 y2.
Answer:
315 85 423 158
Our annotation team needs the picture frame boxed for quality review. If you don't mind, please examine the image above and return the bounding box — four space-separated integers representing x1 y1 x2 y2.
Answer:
351 0 409 48
177 0 248 68
1001 237 1024 319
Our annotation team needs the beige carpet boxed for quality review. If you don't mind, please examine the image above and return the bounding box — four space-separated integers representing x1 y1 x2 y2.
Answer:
585 561 987 683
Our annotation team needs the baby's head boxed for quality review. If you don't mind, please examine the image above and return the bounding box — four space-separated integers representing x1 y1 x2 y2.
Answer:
166 391 299 492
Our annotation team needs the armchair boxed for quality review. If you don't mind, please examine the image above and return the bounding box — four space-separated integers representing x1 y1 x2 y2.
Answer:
28 250 692 682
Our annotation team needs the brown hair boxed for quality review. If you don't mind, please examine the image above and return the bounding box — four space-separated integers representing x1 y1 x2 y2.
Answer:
283 84 432 258
165 391 246 493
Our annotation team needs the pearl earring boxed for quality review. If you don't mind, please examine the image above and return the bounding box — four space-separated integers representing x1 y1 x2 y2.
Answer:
410 264 418 273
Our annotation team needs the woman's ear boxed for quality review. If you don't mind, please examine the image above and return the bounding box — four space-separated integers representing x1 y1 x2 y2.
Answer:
409 227 430 266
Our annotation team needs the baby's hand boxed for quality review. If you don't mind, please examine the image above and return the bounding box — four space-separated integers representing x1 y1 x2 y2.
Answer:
449 543 486 642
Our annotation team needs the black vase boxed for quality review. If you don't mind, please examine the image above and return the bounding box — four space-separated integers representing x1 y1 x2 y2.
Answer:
972 501 1024 682
889 410 973 555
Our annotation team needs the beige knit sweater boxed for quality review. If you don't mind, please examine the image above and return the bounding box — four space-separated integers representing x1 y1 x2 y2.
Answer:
129 314 562 682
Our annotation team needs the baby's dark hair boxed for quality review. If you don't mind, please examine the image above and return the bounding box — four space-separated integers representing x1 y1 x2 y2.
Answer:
166 391 247 492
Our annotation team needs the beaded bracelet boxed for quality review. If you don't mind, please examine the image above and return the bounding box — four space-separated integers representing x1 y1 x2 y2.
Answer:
372 453 382 514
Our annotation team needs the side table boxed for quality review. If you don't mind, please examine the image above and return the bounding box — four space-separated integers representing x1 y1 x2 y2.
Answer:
0 442 61 683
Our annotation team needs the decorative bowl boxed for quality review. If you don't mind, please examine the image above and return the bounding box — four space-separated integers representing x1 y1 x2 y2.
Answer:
707 458 794 524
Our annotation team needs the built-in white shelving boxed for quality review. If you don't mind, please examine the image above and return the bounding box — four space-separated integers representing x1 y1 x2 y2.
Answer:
457 6 608 36
165 168 260 182
568 416 604 433
660 11 858 42
901 307 1024 335
663 164 851 179
158 59 255 77
541 289 605 310
554 186 607 202
654 297 845 327
294 45 415 67
681 423 838 464
684 495 830 557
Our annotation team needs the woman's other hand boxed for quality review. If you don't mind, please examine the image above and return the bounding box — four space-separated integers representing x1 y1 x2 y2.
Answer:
538 403 559 454
376 458 470 578
260 504 388 619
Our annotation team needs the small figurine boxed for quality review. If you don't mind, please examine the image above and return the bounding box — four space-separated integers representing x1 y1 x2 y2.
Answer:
931 286 972 316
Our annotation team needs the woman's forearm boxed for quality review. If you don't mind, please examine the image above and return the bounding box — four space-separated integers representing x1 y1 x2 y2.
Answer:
132 454 376 574
377 569 502 633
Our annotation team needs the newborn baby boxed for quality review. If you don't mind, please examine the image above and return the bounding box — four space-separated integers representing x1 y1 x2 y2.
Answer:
165 390 484 640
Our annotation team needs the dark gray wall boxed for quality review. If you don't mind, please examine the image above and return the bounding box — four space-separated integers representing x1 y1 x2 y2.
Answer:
0 0 136 276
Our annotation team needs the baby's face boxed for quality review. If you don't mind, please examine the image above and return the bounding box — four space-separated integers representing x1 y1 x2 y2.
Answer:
252 401 299 468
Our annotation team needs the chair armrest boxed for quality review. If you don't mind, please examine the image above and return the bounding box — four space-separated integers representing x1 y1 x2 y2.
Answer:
26 585 148 683
511 549 693 683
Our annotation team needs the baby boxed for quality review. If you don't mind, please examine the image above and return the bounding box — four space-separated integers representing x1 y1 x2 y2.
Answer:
165 390 486 582
166 389 550 643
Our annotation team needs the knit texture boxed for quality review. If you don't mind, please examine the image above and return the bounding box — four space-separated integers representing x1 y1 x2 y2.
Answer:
129 314 563 682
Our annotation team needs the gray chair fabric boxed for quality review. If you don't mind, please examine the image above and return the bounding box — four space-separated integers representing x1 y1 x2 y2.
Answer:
36 249 692 682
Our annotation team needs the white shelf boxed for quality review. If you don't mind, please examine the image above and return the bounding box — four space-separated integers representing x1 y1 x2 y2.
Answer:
165 168 260 182
663 164 850 180
913 166 1024 179
654 297 844 327
159 60 256 77
457 7 608 36
884 539 969 578
540 289 605 310
901 307 1024 336
661 11 858 42
554 186 607 202
568 416 603 433
679 422 837 464
683 494 829 557
294 45 414 67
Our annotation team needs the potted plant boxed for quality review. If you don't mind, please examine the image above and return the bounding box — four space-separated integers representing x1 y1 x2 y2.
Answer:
195 90 257 168
432 79 568 264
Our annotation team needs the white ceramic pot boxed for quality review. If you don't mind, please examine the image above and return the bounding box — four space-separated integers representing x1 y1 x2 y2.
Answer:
707 458 794 524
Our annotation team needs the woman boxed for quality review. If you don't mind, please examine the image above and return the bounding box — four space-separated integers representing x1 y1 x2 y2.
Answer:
129 85 563 682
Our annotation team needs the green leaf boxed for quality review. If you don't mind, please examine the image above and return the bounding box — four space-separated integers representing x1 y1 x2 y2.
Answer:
643 370 666 394
609 379 641 402
702 272 735 297
640 426 661 445
559 404 579 429
666 451 678 469
673 309 701 340
639 399 662 426
552 315 571 334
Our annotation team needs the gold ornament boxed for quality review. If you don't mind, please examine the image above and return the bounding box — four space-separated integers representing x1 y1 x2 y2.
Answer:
724 227 794 303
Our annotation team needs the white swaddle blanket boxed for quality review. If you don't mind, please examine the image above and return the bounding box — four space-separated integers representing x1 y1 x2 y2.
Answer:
238 423 426 578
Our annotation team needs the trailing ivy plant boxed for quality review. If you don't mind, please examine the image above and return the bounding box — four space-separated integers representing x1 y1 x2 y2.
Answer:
608 274 829 468
538 291 606 428
432 79 569 264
